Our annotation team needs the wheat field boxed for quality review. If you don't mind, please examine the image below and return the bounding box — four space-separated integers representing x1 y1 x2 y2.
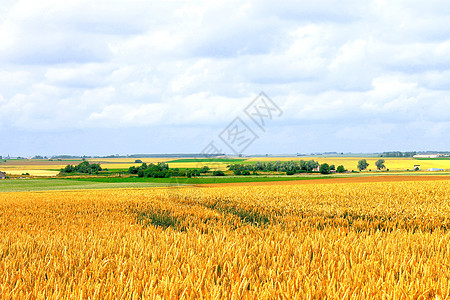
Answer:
1 180 449 298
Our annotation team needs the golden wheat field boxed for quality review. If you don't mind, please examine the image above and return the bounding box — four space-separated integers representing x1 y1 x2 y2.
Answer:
1 180 450 299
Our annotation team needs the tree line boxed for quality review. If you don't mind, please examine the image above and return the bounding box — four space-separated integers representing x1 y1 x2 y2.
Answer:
60 161 103 174
380 151 416 157
129 163 211 178
228 160 347 175
60 159 388 178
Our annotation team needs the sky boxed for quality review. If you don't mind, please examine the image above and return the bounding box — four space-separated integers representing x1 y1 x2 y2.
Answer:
0 0 449 157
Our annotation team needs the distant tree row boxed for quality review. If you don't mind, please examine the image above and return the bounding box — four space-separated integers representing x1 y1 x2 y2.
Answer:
228 160 347 175
228 160 319 173
129 162 173 178
32 155 45 159
129 163 211 178
61 161 103 174
380 151 416 157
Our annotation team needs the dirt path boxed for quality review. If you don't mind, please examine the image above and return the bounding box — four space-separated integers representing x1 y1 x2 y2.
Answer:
196 175 450 188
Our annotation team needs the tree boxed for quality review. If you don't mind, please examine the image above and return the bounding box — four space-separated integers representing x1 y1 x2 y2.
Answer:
186 169 194 178
129 166 138 174
233 169 242 175
330 164 335 171
306 160 319 172
213 170 225 176
60 161 102 175
357 159 369 171
336 165 346 173
375 159 386 170
319 163 330 174
64 164 75 173
200 166 210 173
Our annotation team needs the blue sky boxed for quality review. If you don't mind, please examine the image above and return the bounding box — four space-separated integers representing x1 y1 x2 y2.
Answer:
0 0 449 156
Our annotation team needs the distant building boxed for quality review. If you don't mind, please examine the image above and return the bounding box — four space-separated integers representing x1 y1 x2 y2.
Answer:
414 154 440 158
0 171 6 179
428 168 444 171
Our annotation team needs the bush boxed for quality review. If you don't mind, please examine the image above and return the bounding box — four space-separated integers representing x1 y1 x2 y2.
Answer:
286 170 295 175
375 159 386 170
213 171 225 176
200 166 210 173
60 161 102 175
320 163 330 174
336 165 346 173
357 159 369 171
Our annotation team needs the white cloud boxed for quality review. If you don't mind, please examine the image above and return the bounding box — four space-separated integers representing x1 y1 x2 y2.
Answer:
0 0 449 154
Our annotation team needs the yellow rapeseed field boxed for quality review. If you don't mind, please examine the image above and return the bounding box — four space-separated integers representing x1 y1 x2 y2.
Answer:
247 156 450 171
0 162 66 177
1 180 450 298
0 169 60 176
87 158 173 163
167 162 229 171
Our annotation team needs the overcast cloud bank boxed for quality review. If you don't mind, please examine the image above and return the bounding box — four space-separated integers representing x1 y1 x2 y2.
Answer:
0 0 449 156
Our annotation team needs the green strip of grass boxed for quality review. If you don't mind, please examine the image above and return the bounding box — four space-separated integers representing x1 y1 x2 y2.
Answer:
0 179 183 193
0 175 332 192
58 175 330 184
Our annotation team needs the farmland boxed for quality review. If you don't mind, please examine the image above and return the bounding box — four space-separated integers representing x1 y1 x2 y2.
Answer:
1 156 450 178
0 179 450 298
246 156 450 171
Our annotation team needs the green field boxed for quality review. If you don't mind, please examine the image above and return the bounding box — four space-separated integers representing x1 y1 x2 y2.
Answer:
0 176 330 193
0 179 183 193
65 175 329 184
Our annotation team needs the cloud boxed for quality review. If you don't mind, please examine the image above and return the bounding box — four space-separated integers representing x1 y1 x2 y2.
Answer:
0 0 449 155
